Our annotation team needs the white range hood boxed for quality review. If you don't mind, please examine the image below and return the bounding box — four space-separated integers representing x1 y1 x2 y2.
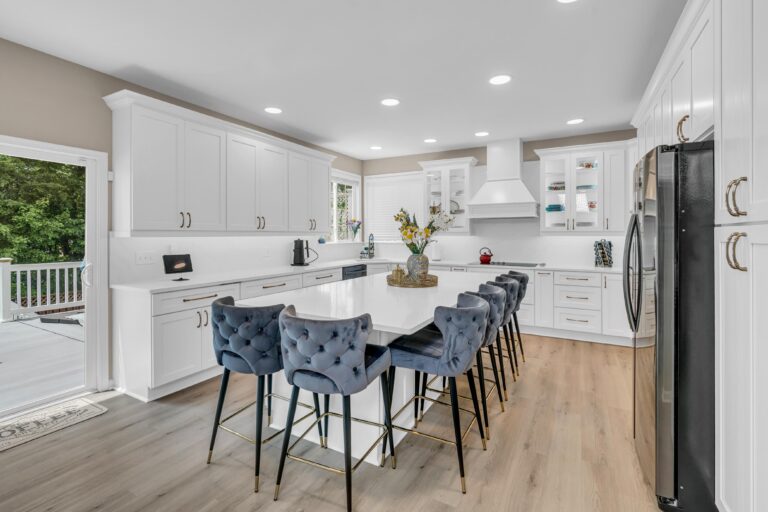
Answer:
468 139 539 219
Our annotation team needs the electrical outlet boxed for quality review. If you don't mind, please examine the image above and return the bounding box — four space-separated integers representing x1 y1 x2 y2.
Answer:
135 252 154 265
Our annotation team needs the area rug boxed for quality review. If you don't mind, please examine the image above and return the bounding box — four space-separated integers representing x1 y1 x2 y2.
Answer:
0 398 107 452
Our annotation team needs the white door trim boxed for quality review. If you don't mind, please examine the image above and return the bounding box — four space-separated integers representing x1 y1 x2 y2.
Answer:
0 134 110 393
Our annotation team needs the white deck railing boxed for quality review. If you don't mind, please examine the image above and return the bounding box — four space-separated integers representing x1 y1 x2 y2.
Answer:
0 259 83 320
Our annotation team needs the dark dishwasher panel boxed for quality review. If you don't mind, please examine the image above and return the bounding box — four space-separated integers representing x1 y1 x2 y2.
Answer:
342 264 367 280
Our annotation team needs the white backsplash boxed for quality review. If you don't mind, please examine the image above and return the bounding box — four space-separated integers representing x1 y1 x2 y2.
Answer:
375 217 625 268
109 236 364 284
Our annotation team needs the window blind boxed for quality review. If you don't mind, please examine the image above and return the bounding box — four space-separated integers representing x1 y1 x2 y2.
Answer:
364 172 425 241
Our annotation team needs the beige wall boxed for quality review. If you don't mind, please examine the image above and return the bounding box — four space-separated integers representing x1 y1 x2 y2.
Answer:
361 129 637 175
0 38 362 174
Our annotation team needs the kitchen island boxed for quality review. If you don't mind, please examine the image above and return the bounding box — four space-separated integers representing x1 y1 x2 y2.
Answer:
237 270 492 464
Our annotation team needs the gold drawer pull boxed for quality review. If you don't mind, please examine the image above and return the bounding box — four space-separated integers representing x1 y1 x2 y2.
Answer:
566 295 589 300
566 277 589 281
315 274 334 280
263 283 287 289
566 318 589 323
183 293 218 303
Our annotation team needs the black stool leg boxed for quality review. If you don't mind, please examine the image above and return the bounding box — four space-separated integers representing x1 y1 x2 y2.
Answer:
274 385 300 501
465 369 486 450
207 368 230 464
487 345 505 412
413 370 422 426
342 395 353 512
504 322 519 378
474 352 490 438
267 374 273 424
442 376 447 390
382 366 396 461
313 393 324 448
448 377 467 494
380 372 397 468
254 375 265 492
495 332 509 399
323 394 330 449
419 372 428 421
514 312 526 363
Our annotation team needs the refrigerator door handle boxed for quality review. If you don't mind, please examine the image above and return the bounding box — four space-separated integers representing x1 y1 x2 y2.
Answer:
623 214 640 332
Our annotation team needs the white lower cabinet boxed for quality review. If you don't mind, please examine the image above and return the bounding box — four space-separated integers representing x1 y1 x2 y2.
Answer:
601 274 633 337
200 306 217 370
301 268 342 287
716 224 768 512
554 308 602 334
241 274 302 299
152 308 205 387
534 271 554 328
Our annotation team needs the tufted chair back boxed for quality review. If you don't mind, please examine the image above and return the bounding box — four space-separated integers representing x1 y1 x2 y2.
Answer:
211 296 284 376
505 271 529 312
279 305 373 396
466 284 506 347
488 278 520 325
433 293 489 375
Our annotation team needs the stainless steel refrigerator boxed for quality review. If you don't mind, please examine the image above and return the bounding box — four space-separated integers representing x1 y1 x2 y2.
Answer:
623 142 716 511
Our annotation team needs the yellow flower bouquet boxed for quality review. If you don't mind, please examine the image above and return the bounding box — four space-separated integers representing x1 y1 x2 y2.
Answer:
393 208 453 255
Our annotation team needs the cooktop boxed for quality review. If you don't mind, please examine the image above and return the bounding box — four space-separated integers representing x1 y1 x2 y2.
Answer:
470 261 545 268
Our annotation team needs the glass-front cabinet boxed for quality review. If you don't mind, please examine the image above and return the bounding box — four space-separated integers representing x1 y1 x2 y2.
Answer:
538 141 632 234
420 157 476 234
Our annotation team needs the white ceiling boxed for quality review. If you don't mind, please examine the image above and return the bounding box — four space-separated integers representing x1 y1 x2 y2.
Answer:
0 0 685 160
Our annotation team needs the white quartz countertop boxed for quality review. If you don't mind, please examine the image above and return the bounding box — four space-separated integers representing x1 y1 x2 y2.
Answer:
237 271 494 335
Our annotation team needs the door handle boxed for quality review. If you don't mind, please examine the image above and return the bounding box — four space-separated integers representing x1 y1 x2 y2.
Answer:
179 211 185 228
676 114 690 143
731 232 748 272
186 212 192 228
196 310 202 328
731 177 748 217
203 310 209 327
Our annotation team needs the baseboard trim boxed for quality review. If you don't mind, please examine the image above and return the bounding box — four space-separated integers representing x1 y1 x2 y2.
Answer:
519 325 633 347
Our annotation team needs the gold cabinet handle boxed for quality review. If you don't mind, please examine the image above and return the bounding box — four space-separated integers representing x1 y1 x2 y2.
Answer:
566 277 590 281
724 233 736 269
203 310 209 327
262 216 266 229
725 179 738 216
186 212 192 228
315 274 334 280
731 177 748 217
183 293 219 303
179 211 185 228
263 282 287 289
677 114 690 143
566 318 589 323
566 295 589 300
196 310 202 328
731 232 748 272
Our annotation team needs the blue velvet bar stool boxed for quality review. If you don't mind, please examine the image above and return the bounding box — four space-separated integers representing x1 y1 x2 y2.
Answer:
486 278 520 396
385 293 488 494
275 306 395 512
206 297 324 493
504 270 529 367
494 275 522 377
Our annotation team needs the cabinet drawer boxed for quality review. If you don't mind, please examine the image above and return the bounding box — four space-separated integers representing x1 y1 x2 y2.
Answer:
241 274 302 299
555 271 601 287
516 303 534 326
554 307 602 334
152 283 240 316
554 285 601 311
302 268 342 287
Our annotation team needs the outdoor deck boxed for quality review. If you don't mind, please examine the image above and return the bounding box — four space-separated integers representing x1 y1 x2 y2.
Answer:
0 316 84 414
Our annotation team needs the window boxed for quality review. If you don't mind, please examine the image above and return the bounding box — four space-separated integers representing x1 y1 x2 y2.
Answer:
363 171 425 241
329 169 361 242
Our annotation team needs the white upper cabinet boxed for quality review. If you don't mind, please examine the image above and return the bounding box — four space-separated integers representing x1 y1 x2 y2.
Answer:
632 0 714 151
184 122 226 231
420 157 475 234
105 90 335 236
537 141 631 234
718 0 768 225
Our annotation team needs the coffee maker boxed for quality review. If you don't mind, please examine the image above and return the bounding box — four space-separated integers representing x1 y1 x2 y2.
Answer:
291 239 318 266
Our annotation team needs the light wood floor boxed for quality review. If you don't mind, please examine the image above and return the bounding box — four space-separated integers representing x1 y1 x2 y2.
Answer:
0 335 658 512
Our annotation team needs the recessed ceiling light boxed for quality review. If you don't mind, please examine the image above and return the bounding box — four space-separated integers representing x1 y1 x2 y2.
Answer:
381 98 400 107
489 75 512 85
370 145 382 150
475 131 490 137
557 0 578 3
264 107 282 114
566 118 584 125
424 138 437 143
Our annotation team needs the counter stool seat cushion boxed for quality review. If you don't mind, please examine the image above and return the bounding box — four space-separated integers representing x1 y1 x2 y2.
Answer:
291 345 391 395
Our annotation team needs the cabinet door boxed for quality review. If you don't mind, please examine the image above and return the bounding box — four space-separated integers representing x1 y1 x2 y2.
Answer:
200 307 219 370
226 134 260 231
571 151 603 232
534 271 554 328
131 106 184 231
309 158 330 234
601 274 632 337
152 309 203 387
659 85 673 146
689 5 714 139
715 225 768 512
540 154 570 232
184 122 226 231
288 153 311 232
603 149 627 232
259 144 289 232
671 57 692 144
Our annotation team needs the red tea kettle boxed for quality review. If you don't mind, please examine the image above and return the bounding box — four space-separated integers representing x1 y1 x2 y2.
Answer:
479 247 493 265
